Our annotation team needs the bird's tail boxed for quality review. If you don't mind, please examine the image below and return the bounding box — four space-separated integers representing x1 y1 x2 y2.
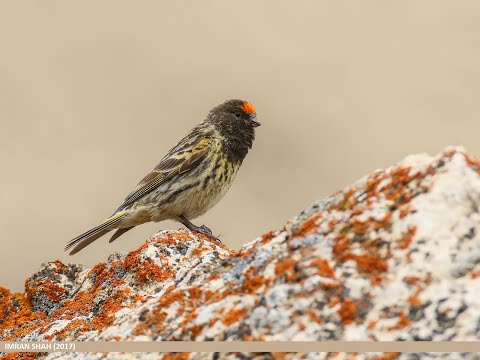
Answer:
65 212 127 255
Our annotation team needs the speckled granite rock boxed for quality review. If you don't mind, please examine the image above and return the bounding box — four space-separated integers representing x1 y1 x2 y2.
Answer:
2 147 480 359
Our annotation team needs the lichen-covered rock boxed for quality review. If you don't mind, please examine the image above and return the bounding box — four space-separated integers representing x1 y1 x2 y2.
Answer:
2 147 480 359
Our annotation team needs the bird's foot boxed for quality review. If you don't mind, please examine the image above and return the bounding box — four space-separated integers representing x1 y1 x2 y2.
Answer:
179 216 222 243
193 224 221 243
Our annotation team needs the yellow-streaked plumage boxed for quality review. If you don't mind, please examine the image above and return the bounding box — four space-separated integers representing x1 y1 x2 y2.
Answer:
65 99 260 255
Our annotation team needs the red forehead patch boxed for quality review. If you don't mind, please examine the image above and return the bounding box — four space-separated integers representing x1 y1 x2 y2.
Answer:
241 102 256 114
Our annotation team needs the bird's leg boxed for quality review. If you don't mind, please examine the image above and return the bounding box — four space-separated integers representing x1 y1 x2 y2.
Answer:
179 215 221 242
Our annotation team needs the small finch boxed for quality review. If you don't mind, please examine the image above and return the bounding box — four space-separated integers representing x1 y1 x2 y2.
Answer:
65 99 260 255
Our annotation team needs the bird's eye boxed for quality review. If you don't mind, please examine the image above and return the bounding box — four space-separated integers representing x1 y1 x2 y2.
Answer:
233 112 242 119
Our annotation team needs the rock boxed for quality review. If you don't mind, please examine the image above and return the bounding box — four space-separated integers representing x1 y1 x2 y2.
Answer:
2 146 480 359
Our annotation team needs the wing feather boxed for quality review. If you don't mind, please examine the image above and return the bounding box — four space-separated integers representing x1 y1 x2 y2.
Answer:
115 136 212 211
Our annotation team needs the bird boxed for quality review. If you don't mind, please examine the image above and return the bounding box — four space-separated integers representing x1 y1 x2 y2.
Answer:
65 99 260 255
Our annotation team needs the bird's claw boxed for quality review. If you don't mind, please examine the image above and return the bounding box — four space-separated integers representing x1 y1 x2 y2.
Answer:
198 225 222 243
179 215 222 243
199 225 213 236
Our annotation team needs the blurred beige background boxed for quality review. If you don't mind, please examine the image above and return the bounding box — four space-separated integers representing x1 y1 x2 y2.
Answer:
1 1 480 291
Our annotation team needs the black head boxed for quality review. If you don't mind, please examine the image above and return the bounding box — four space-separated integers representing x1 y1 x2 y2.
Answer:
207 99 260 129
206 99 260 164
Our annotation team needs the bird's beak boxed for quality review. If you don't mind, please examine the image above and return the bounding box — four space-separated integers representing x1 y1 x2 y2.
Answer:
250 115 261 127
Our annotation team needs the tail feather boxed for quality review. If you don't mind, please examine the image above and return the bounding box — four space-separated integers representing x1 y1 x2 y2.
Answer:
109 226 135 243
65 213 127 255
67 229 111 255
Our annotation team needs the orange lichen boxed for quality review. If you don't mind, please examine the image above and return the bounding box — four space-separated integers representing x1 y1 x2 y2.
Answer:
471 267 480 279
158 290 186 308
367 320 377 330
92 289 129 330
243 274 267 294
204 288 232 304
55 291 93 317
307 310 323 324
342 253 388 274
402 276 420 286
190 323 205 338
162 353 190 360
55 318 92 339
338 298 357 325
320 280 342 290
333 188 357 211
180 310 199 334
294 214 322 237
328 156 434 282
407 294 422 307
465 153 480 175
2 353 45 360
274 258 298 282
203 289 217 303
327 218 340 231
387 312 411 330
0 288 45 340
222 308 248 326
396 226 417 250
407 286 424 307
124 241 151 272
332 235 350 256
399 205 412 218
88 262 108 286
371 354 401 360
297 322 306 331
262 230 277 243
133 309 168 336
135 258 174 284
174 305 186 317
25 278 66 305
384 169 412 197
328 296 340 308
208 317 219 327
370 274 384 286
309 258 335 278
191 243 207 258
188 287 203 300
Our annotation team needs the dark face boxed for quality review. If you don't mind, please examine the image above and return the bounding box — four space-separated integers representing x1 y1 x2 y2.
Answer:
209 99 261 129
207 99 260 164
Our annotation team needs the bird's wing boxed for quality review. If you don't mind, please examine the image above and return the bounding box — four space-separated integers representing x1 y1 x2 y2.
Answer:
115 137 213 211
